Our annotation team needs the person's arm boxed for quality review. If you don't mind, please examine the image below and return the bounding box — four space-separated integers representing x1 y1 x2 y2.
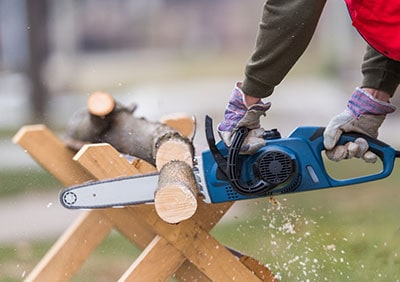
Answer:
242 0 327 99
323 46 400 162
361 45 400 97
218 0 326 153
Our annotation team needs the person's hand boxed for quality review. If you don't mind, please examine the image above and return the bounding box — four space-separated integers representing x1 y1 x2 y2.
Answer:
218 82 271 154
324 87 395 162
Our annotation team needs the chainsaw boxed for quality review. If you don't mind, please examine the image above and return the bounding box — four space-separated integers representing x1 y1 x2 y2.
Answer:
60 115 400 209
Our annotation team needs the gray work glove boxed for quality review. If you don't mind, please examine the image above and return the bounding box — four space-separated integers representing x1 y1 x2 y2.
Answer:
324 88 395 162
218 82 271 155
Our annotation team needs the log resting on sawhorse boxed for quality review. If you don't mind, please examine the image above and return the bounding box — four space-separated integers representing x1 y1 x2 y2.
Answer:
13 115 277 281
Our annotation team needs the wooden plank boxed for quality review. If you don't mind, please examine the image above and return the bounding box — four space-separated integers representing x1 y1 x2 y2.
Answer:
101 207 156 248
73 143 141 178
193 201 233 230
23 142 148 281
12 125 114 281
16 122 271 281
180 201 275 281
173 260 211 282
126 207 261 282
178 201 275 281
75 144 206 281
13 125 93 186
25 211 113 282
131 159 157 173
103 208 207 281
240 255 278 282
73 143 158 249
159 113 196 140
119 235 185 282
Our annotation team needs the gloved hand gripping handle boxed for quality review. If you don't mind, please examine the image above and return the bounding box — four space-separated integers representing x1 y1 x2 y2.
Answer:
227 126 277 195
205 115 276 195
308 127 400 187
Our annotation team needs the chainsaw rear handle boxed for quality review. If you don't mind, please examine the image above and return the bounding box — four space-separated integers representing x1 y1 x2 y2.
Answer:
304 127 399 186
205 115 278 195
227 126 277 195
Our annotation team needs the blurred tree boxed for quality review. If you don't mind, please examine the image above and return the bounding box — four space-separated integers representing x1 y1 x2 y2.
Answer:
27 0 49 123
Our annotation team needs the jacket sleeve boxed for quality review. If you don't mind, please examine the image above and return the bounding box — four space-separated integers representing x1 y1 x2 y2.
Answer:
241 0 327 98
361 45 400 96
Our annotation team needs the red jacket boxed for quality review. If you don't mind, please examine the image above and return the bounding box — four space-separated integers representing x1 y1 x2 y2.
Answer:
345 0 400 61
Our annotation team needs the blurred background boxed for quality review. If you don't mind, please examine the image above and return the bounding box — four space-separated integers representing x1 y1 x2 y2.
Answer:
1 1 400 281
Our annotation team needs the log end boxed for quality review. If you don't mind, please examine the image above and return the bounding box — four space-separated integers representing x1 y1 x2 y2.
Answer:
155 139 193 170
154 184 198 224
87 91 115 116
155 160 198 224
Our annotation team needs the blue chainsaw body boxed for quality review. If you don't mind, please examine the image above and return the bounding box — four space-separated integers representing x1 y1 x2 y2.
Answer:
201 122 397 203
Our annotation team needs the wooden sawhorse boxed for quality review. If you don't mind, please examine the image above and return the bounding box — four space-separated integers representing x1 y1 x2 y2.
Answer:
13 121 276 281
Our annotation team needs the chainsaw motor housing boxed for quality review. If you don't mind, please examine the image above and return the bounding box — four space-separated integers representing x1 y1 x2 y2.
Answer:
241 146 297 194
200 116 397 204
201 138 302 203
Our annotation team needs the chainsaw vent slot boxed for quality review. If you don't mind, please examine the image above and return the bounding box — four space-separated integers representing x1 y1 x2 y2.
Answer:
224 186 239 200
257 151 294 185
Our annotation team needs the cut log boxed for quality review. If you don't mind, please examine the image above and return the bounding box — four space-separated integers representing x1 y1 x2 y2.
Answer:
153 114 199 223
155 133 194 169
156 160 198 223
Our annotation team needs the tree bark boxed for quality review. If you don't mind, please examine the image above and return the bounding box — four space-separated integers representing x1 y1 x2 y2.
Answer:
65 92 194 167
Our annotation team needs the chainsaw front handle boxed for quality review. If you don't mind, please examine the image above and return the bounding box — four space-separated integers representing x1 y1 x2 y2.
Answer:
304 127 399 187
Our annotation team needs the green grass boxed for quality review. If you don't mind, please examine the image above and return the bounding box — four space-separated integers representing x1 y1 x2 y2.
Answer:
0 241 51 282
70 233 142 282
1 159 400 281
211 186 400 281
0 234 142 282
0 168 61 198
210 158 400 281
